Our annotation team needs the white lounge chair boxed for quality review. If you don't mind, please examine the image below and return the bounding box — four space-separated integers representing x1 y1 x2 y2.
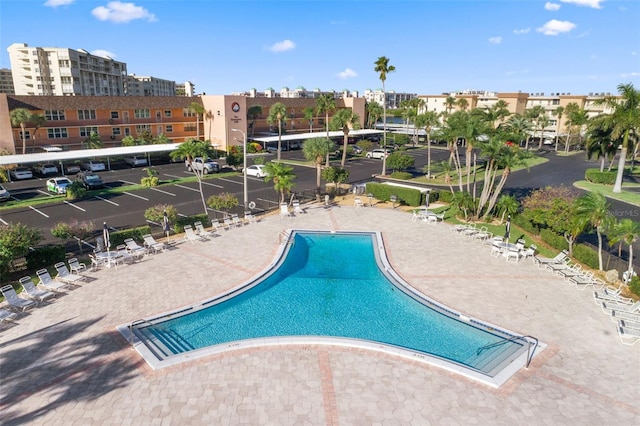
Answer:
0 308 17 326
557 263 582 280
19 276 55 303
37 268 70 292
244 212 256 224
601 300 640 315
593 288 634 305
545 257 571 273
505 247 521 263
194 221 216 238
280 203 292 218
521 244 537 260
231 213 243 227
608 309 640 324
54 262 85 284
293 200 306 214
534 250 569 268
184 225 206 243
617 321 640 345
68 258 87 274
0 285 36 312
124 238 147 258
143 234 166 253
353 197 363 208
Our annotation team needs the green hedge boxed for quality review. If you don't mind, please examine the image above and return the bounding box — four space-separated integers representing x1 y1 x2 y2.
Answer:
365 182 424 206
573 244 599 269
431 189 453 203
175 214 210 233
110 225 151 247
512 214 540 235
540 228 569 251
389 171 413 180
585 168 616 184
26 245 66 271
628 276 640 297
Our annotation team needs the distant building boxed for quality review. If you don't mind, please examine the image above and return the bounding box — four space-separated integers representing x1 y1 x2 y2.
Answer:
0 68 14 94
363 89 417 109
176 81 196 97
127 74 176 96
232 87 359 99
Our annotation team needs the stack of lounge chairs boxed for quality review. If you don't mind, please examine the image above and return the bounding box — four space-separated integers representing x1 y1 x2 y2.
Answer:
592 286 640 345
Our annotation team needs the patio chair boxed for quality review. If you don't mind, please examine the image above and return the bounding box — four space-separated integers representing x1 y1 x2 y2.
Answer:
505 247 521 263
37 268 70 292
0 285 36 312
143 234 166 253
293 200 306 214
617 321 640 346
184 225 206 243
231 213 244 227
68 258 87 274
244 212 256 224
0 308 18 326
473 227 491 241
223 217 235 230
89 254 105 271
280 203 292 218
533 250 568 268
19 276 55 303
353 197 363 208
521 244 537 260
194 221 216 238
124 238 147 258
54 262 85 284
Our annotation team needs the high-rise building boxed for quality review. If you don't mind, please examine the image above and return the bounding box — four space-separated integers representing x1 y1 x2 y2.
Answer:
7 42 128 96
127 74 176 96
176 81 196 97
363 89 416 109
0 68 15 94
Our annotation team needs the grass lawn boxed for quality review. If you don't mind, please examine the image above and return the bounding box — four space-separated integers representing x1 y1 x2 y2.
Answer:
574 180 640 207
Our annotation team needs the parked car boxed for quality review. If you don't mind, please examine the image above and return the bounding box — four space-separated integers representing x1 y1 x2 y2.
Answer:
76 171 104 190
0 184 10 201
46 177 73 194
9 167 33 180
186 157 220 174
245 164 268 178
80 160 106 172
266 144 288 153
64 163 82 174
365 149 392 159
34 163 58 176
351 145 363 155
124 156 148 167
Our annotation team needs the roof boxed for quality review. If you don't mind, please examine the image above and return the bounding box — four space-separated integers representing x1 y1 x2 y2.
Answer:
0 143 178 166
7 95 200 111
252 129 383 144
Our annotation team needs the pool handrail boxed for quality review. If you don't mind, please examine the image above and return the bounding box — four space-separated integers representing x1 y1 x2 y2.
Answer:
477 335 539 369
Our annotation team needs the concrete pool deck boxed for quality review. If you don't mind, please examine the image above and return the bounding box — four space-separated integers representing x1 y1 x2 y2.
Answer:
1 202 638 425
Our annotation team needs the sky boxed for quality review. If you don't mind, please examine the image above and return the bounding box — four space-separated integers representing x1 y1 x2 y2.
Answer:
0 0 638 96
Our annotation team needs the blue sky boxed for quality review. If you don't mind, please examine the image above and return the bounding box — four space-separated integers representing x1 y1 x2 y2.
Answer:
1 0 638 96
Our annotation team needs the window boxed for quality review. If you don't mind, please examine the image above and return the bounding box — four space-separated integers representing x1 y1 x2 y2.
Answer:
110 111 119 119
79 126 99 137
183 108 196 117
19 130 31 140
47 128 68 139
165 125 173 133
45 109 65 121
124 127 131 136
135 124 151 133
552 99 560 105
134 109 150 119
112 127 121 136
78 109 96 120
164 110 172 118
184 123 197 132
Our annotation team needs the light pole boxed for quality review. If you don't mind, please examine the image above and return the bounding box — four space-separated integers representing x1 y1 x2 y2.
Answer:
231 128 248 210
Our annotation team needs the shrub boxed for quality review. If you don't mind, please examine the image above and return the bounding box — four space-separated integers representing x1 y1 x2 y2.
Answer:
572 244 599 269
26 245 67 271
207 193 239 213
540 228 569 251
512 214 540 235
144 204 178 225
110 225 151 247
389 171 413 180
628 276 640 297
585 168 616 184
175 214 210 233
386 152 414 171
66 181 87 200
365 182 424 206
431 189 453 203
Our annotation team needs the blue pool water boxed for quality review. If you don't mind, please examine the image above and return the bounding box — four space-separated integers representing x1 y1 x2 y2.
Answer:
134 231 526 376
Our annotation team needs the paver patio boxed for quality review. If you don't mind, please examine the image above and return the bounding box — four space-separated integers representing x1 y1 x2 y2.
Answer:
1 202 638 425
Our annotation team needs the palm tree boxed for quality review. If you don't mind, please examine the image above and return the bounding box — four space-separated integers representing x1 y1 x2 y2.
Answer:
552 106 564 152
83 131 103 149
374 56 396 175
30 113 47 152
303 107 315 132
189 101 205 141
247 105 263 139
366 101 383 129
501 113 532 147
444 96 457 115
170 139 217 217
267 102 287 161
303 137 332 199
573 191 614 270
10 108 32 154
456 97 469 111
494 194 519 224
536 114 551 150
592 83 640 193
562 102 580 153
608 219 640 279
264 161 296 203
330 108 360 167
585 122 620 172
415 111 439 178
315 94 336 140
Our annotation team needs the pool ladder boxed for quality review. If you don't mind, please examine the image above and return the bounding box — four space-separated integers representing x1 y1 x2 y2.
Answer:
476 335 539 369
278 230 293 245
129 318 156 347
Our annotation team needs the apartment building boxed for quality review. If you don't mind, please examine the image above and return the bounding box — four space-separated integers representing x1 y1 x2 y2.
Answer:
232 87 359 99
127 74 176 97
176 81 196 97
0 69 15 94
363 89 417 110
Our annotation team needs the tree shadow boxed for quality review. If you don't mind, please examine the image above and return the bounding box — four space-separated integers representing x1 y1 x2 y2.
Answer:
0 316 142 425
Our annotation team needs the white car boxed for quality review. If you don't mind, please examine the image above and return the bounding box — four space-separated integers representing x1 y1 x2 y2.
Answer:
10 167 33 180
0 184 9 201
124 156 148 167
81 160 106 172
365 149 392 159
34 163 58 176
246 164 268 178
46 177 73 194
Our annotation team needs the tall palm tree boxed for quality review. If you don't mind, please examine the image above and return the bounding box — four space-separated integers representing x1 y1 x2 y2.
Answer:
264 161 296 203
330 108 360 167
501 113 532 147
593 83 640 193
415 111 439 177
366 101 383 129
456 97 469 111
374 56 396 175
608 219 640 280
494 194 519 224
552 106 564 152
302 107 315 132
267 102 287 161
315 94 336 141
444 96 457 115
170 139 217 217
189 101 205 141
247 105 263 139
83 131 103 149
573 191 614 270
536 114 551 150
302 137 332 199
10 108 32 154
562 102 580 153
30 113 47 152
586 121 620 172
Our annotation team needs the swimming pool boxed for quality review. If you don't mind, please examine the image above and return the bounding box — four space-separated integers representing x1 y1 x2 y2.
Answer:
120 230 541 387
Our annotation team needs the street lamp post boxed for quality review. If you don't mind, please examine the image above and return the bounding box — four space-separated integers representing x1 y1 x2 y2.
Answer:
231 128 248 210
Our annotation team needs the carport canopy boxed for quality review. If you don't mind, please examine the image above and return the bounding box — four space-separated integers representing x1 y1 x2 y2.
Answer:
252 129 383 144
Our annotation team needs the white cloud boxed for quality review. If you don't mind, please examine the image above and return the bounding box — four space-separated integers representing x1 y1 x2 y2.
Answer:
337 68 357 79
91 49 117 59
488 37 502 44
536 19 576 35
513 28 530 35
44 0 74 6
267 40 296 53
91 1 157 23
632 51 637 56
560 0 604 9
621 72 640 77
544 2 561 11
